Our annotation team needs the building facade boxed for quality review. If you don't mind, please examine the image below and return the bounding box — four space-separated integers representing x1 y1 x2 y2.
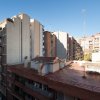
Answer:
77 33 100 60
44 31 56 57
0 14 31 100
0 14 31 65
30 19 44 58
0 13 94 100
0 14 45 99
52 31 69 59
69 36 83 60
5 60 100 100
78 33 100 54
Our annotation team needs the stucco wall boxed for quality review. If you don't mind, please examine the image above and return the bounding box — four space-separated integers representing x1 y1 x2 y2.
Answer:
40 24 44 56
19 14 30 62
6 17 21 65
30 20 40 58
53 32 68 59
30 19 44 58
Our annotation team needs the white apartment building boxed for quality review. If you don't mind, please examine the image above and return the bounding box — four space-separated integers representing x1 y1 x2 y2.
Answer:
18 14 30 62
0 14 44 65
52 31 69 59
0 14 30 65
30 19 44 58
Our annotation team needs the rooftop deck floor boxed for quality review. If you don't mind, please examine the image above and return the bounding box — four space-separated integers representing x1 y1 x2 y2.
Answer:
46 63 100 93
7 62 100 99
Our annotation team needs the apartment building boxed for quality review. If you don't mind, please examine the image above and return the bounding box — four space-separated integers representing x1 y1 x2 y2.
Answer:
0 13 99 100
0 13 45 99
52 31 69 59
44 31 57 57
78 33 100 54
0 14 31 100
30 19 44 58
68 36 74 60
5 57 100 100
62 36 83 60
92 33 100 52
73 39 83 60
0 14 30 65
78 37 92 54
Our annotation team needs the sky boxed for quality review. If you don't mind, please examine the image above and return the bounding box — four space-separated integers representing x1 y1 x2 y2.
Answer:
0 0 100 38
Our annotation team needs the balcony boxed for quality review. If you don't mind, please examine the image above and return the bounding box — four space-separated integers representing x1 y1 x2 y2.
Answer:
14 80 53 100
25 82 53 98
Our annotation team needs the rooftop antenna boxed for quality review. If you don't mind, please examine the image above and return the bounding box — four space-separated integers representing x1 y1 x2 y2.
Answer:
81 9 87 52
82 9 87 78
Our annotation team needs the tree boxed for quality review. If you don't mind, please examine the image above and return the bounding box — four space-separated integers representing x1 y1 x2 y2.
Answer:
84 53 91 61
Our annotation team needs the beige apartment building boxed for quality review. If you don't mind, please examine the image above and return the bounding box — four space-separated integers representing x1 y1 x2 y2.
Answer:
0 14 45 65
0 14 45 99
0 14 30 65
78 33 100 54
30 19 44 58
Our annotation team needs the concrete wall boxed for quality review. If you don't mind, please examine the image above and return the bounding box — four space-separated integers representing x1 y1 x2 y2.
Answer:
31 61 60 75
0 14 31 65
0 14 45 65
92 52 100 62
44 32 56 57
31 19 40 58
52 34 57 57
44 31 51 57
19 14 30 62
86 65 100 73
34 20 40 57
41 64 50 75
30 19 44 58
51 63 59 72
6 17 22 65
53 32 68 59
30 19 35 58
31 61 39 70
59 61 65 69
69 36 74 60
40 24 44 56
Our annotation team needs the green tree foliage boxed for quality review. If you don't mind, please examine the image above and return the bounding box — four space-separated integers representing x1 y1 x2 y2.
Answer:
84 53 91 61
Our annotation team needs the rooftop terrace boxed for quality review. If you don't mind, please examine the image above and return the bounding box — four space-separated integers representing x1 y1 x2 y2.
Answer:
7 62 100 100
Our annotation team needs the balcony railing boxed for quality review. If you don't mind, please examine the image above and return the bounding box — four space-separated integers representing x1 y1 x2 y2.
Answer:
25 82 53 97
